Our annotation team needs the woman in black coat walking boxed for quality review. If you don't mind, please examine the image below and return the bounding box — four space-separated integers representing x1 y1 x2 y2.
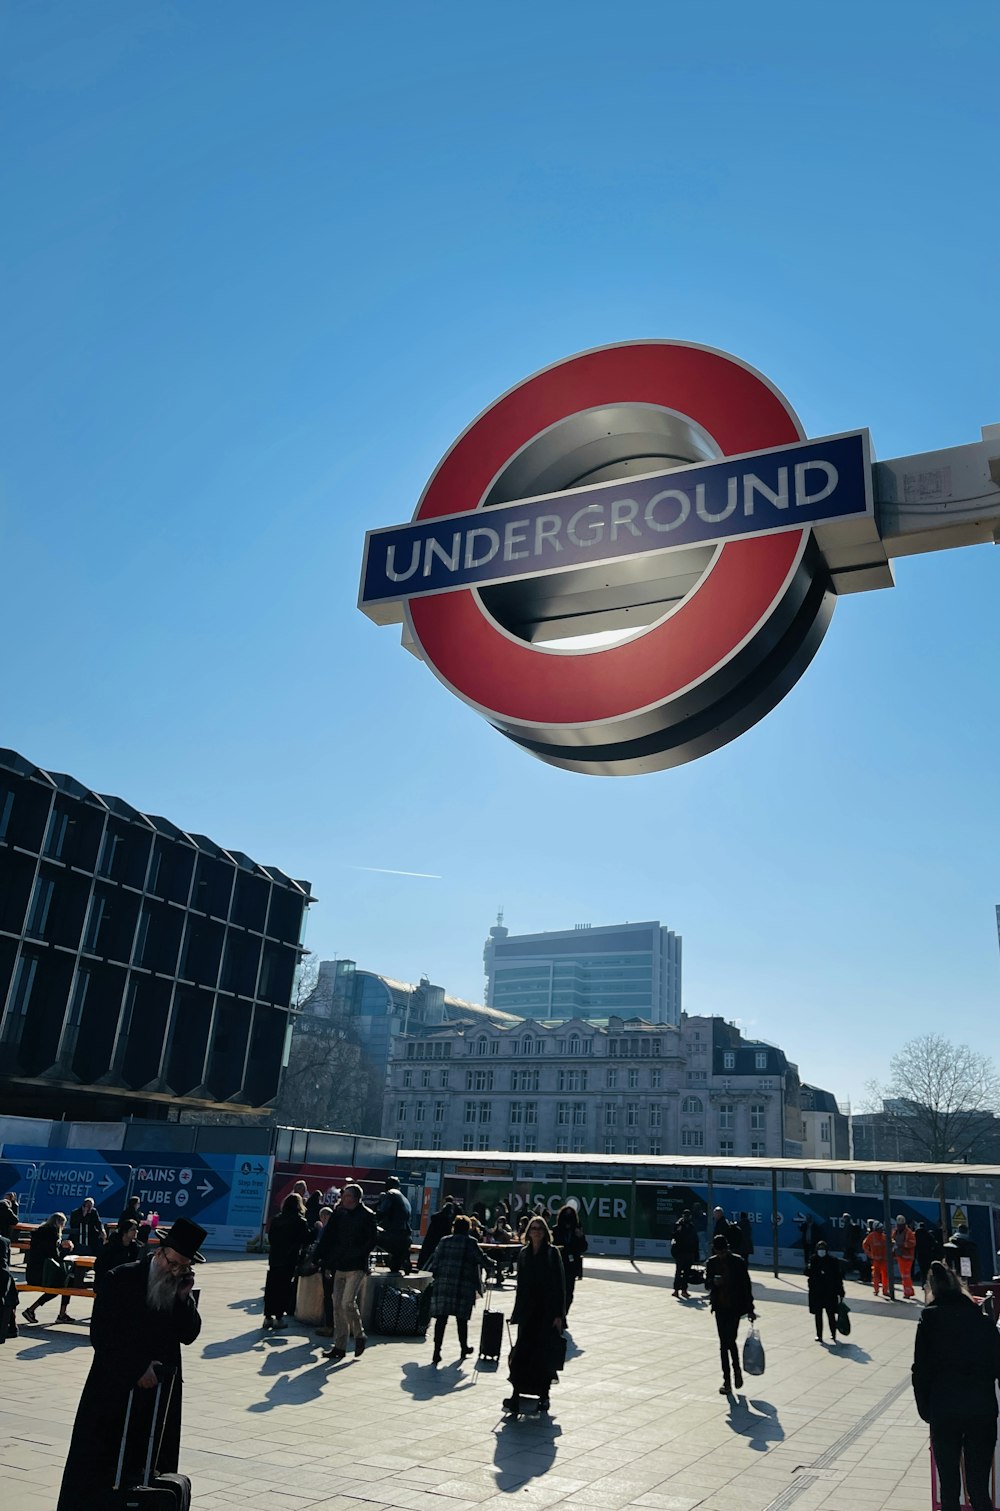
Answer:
705 1234 755 1394
551 1204 588 1316
807 1239 845 1342
504 1216 566 1416
264 1193 312 1329
913 1261 1000 1511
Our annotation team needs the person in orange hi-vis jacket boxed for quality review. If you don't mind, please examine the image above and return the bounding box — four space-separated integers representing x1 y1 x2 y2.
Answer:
892 1215 917 1298
863 1222 889 1296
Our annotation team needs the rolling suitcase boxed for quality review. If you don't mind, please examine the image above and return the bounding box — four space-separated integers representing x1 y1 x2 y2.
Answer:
107 1368 192 1508
479 1278 504 1360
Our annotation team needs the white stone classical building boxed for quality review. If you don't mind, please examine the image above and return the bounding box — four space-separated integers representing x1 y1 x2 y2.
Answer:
384 1011 810 1161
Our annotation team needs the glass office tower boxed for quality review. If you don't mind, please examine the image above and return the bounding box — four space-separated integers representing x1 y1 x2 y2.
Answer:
0 749 312 1121
483 918 681 1025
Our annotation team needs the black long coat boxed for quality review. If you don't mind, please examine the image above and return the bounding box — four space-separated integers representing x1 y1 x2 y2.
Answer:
913 1292 1000 1424
56 1255 201 1510
509 1244 567 1398
807 1253 845 1314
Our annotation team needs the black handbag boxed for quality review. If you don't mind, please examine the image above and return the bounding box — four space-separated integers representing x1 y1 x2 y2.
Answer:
42 1256 74 1288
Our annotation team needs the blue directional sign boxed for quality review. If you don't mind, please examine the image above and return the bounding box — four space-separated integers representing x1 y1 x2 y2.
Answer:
2 1146 273 1249
360 429 873 613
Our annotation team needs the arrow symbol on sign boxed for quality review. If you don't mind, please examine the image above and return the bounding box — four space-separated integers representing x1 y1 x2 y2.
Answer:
98 1175 114 1193
197 1180 213 1198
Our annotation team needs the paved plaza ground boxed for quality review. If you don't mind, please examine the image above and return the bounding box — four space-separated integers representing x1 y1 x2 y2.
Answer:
1 1254 937 1511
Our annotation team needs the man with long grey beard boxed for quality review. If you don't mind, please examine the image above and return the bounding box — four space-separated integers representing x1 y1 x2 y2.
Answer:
56 1216 206 1510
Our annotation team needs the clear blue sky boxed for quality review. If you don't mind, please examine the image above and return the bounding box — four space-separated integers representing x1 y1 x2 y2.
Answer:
2 2 998 1105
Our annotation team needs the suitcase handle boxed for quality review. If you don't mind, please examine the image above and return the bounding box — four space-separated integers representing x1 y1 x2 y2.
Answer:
113 1365 177 1490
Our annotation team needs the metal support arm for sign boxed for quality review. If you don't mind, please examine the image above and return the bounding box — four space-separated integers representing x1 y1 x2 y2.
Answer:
359 342 1000 776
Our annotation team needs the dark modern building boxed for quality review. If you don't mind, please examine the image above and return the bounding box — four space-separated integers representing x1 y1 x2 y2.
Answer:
0 749 312 1122
483 916 682 1024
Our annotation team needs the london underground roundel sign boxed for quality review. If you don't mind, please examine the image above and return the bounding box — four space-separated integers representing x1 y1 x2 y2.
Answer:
361 340 906 776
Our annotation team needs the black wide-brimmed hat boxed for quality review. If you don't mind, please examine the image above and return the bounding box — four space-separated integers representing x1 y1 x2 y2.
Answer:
156 1217 207 1261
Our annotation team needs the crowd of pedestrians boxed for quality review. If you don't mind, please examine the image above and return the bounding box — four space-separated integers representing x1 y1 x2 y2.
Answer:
7 1180 1000 1509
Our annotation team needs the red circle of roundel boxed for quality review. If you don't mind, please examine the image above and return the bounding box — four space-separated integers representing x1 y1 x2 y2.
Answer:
408 342 804 727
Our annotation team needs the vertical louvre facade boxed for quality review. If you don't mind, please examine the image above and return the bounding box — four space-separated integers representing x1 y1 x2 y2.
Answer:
0 750 312 1120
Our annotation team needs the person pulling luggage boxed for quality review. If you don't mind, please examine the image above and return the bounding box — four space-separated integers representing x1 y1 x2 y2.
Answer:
425 1214 486 1364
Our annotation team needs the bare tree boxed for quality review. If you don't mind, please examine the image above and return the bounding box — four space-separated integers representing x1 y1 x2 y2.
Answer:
867 1035 1000 1165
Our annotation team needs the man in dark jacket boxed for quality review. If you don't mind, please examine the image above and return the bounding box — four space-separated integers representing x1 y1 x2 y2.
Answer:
69 1198 106 1253
671 1210 700 1298
376 1176 413 1274
913 1261 1000 1511
318 1183 377 1362
0 1235 18 1341
914 1222 936 1283
705 1234 755 1395
949 1224 981 1285
55 1217 205 1511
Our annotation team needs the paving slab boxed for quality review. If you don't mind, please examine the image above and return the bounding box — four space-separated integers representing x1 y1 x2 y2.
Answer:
0 1253 938 1510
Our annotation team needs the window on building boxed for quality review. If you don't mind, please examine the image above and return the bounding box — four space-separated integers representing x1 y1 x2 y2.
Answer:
572 1102 587 1126
649 1140 662 1156
466 1069 494 1092
508 1134 521 1152
464 1101 477 1124
626 1102 640 1127
750 1103 765 1131
608 1040 618 1058
604 1137 616 1155
477 1037 489 1056
720 1138 734 1158
751 1139 765 1158
431 1132 442 1150
820 1119 832 1143
568 1035 581 1055
800 1120 808 1140
721 1078 732 1091
681 1129 704 1149
489 1040 499 1056
571 1135 586 1153
477 1134 490 1149
478 1101 492 1123
555 1136 568 1154
26 877 54 939
607 1069 618 1089
625 1137 639 1155
523 1133 537 1153
681 1096 703 1114
719 1102 734 1130
411 1132 425 1149
649 1103 662 1128
688 1071 707 1084
397 1101 407 1121
605 1104 618 1127
759 1078 773 1090
434 1101 446 1123
513 1068 540 1092
462 1134 474 1151
441 1068 450 1088
723 1051 735 1070
525 1102 537 1125
414 1102 426 1123
510 1101 523 1124
650 1069 662 1089
421 1069 431 1087
402 1069 412 1088
556 1102 570 1126
627 1069 639 1089
755 1051 768 1070
0 788 13 841
558 1069 586 1092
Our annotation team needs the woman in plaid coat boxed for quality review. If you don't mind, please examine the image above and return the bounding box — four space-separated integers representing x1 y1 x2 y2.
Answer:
426 1214 486 1364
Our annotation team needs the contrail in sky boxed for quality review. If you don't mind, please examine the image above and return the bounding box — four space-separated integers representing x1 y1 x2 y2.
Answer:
349 865 442 879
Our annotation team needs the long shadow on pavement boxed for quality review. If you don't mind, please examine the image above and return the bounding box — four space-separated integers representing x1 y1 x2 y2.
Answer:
726 1396 785 1452
493 1417 561 1491
398 1360 477 1400
247 1361 332 1411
